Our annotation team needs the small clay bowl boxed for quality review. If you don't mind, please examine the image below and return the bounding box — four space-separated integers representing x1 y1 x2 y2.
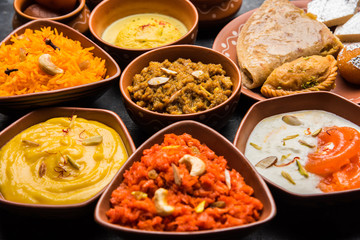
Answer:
234 91 360 205
13 0 90 33
190 0 243 25
0 107 135 218
0 19 120 113
89 0 199 66
119 44 242 133
95 120 276 239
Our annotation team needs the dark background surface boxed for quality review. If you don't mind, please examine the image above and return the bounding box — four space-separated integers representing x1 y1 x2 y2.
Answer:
0 0 360 239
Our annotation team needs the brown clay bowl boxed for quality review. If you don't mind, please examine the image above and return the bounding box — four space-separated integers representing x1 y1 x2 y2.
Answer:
191 0 243 25
0 19 120 114
89 0 199 66
0 107 135 218
95 120 276 239
233 91 360 205
13 0 90 33
119 44 242 133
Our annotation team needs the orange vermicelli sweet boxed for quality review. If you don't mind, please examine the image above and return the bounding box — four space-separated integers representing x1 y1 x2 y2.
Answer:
106 133 263 231
305 126 360 192
0 27 107 96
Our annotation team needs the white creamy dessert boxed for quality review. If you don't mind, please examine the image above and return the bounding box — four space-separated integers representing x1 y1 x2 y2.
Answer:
307 0 359 27
244 110 360 194
335 12 360 42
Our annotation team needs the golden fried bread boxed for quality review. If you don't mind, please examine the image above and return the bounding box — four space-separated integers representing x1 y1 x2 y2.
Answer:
261 55 337 97
236 0 342 89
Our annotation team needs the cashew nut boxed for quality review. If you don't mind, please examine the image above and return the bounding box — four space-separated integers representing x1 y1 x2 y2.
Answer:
154 188 174 216
179 154 206 176
38 54 64 75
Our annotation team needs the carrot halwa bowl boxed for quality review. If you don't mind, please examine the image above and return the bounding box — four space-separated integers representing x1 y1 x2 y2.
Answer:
95 121 276 239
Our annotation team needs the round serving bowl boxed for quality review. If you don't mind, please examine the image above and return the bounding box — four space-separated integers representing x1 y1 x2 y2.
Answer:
89 0 199 66
0 19 120 114
119 44 242 133
190 0 242 25
12 0 90 33
95 120 276 239
234 91 360 205
0 107 135 218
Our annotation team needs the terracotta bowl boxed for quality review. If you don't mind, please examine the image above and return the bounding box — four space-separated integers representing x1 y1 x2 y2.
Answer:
233 91 360 204
0 107 135 218
13 0 90 33
0 19 120 114
119 44 242 133
95 120 276 239
190 0 242 25
89 0 199 66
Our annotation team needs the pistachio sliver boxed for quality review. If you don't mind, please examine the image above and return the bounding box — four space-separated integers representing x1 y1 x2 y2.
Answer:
22 139 40 147
194 200 206 213
148 77 169 86
296 159 309 178
283 134 299 141
311 128 322 137
250 142 262 150
255 156 277 168
298 139 315 148
172 163 182 186
282 115 302 126
66 155 80 170
82 135 103 146
281 171 295 185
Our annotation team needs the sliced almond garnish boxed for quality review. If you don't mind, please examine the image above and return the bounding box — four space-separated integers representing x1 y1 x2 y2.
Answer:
172 163 182 186
39 161 46 178
282 115 302 126
225 169 231 189
161 67 177 75
148 77 170 86
191 70 204 78
255 156 277 168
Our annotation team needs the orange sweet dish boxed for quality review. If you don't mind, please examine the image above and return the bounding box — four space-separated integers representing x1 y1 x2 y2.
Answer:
106 133 263 231
305 126 360 192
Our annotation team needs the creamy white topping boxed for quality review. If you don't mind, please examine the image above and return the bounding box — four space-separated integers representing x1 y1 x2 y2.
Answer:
308 0 359 26
244 110 360 195
335 12 360 35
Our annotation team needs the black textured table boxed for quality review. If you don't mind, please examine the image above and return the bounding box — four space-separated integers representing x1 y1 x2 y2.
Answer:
0 1 359 239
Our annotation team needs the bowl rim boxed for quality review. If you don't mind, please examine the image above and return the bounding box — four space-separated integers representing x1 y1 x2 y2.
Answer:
88 0 199 52
0 106 136 210
233 91 360 199
94 120 276 236
13 0 86 21
0 19 121 101
119 44 242 119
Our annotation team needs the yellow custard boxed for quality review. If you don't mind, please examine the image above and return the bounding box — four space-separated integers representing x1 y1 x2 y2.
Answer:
0 116 128 205
102 13 188 49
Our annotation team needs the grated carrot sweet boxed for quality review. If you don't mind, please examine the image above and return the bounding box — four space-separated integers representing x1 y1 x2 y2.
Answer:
0 27 107 96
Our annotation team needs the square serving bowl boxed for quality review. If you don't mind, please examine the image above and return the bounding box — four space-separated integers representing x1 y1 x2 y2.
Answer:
95 120 276 239
0 107 135 217
234 91 360 204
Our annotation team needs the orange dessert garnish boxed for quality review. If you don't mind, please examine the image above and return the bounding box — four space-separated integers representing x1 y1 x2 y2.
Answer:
319 153 360 192
305 127 360 176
